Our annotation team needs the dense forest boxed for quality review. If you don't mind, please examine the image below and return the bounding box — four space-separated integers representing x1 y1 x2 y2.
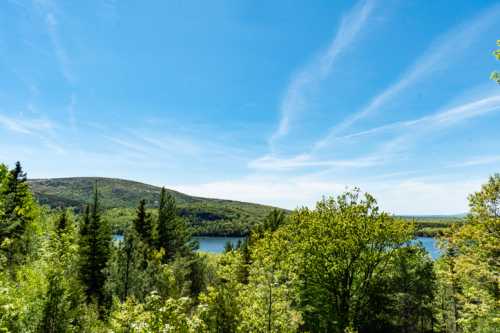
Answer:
28 177 278 237
0 161 498 332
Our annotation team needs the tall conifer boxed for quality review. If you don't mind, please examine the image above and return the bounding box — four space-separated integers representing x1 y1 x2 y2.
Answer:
133 199 152 246
78 183 111 313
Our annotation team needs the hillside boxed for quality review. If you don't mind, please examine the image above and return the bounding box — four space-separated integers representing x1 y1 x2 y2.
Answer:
28 177 278 236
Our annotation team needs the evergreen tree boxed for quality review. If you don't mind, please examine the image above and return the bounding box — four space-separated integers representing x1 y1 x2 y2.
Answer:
37 273 68 333
155 188 193 261
133 199 152 246
0 161 32 242
38 208 83 333
238 238 251 284
55 211 68 236
0 161 37 269
107 224 148 302
78 184 112 313
156 188 176 260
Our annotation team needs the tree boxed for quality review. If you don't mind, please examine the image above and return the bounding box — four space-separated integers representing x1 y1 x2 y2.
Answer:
156 188 193 262
37 210 84 333
491 39 500 84
254 208 287 239
357 245 436 333
223 240 234 253
107 224 148 302
239 231 302 332
156 188 177 261
0 162 38 270
272 189 414 332
78 184 112 313
435 174 499 332
198 251 243 332
133 199 153 246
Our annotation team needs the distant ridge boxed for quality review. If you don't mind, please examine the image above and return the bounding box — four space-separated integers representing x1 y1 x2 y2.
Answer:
28 177 278 236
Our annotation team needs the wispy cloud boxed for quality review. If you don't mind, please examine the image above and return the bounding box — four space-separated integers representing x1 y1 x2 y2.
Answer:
67 93 77 129
248 153 380 171
330 93 500 142
315 3 500 150
0 113 54 134
34 0 74 84
252 92 500 173
449 155 500 168
269 0 375 147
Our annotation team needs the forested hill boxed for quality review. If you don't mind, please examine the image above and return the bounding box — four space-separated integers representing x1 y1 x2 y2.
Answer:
28 177 277 236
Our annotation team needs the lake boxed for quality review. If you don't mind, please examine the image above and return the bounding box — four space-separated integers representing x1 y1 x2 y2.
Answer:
194 236 244 253
113 235 441 259
195 236 441 258
414 236 441 259
195 236 441 259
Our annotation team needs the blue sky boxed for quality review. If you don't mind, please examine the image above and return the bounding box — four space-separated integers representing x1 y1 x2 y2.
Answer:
1 0 499 214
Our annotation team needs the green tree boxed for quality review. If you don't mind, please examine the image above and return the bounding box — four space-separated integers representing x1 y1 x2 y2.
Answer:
273 189 414 332
156 188 193 262
78 184 112 313
133 199 153 246
491 39 500 84
435 174 499 332
254 208 287 239
239 230 302 333
36 210 86 333
108 225 147 302
198 251 243 332
358 245 436 333
0 162 38 269
223 240 234 253
156 188 177 261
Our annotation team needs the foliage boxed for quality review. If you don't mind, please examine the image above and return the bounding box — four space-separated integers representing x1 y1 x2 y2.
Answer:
78 185 112 313
1 161 499 332
264 190 416 332
435 174 500 333
491 40 500 84
29 177 277 236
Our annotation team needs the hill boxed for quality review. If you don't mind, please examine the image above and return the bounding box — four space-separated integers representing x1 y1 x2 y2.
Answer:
28 177 278 236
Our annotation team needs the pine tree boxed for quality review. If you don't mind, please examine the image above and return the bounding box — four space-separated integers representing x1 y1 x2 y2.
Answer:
155 188 194 262
78 184 112 313
156 188 177 261
56 211 68 237
133 199 152 246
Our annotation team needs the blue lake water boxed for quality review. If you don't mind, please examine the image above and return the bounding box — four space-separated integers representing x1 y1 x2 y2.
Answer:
193 236 244 253
414 236 441 259
113 235 441 258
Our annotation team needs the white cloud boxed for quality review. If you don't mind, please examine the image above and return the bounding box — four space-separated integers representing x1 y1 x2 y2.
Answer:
172 175 483 214
270 0 375 146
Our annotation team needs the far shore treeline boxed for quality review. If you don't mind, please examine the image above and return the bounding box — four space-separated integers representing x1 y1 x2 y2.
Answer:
0 161 498 332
